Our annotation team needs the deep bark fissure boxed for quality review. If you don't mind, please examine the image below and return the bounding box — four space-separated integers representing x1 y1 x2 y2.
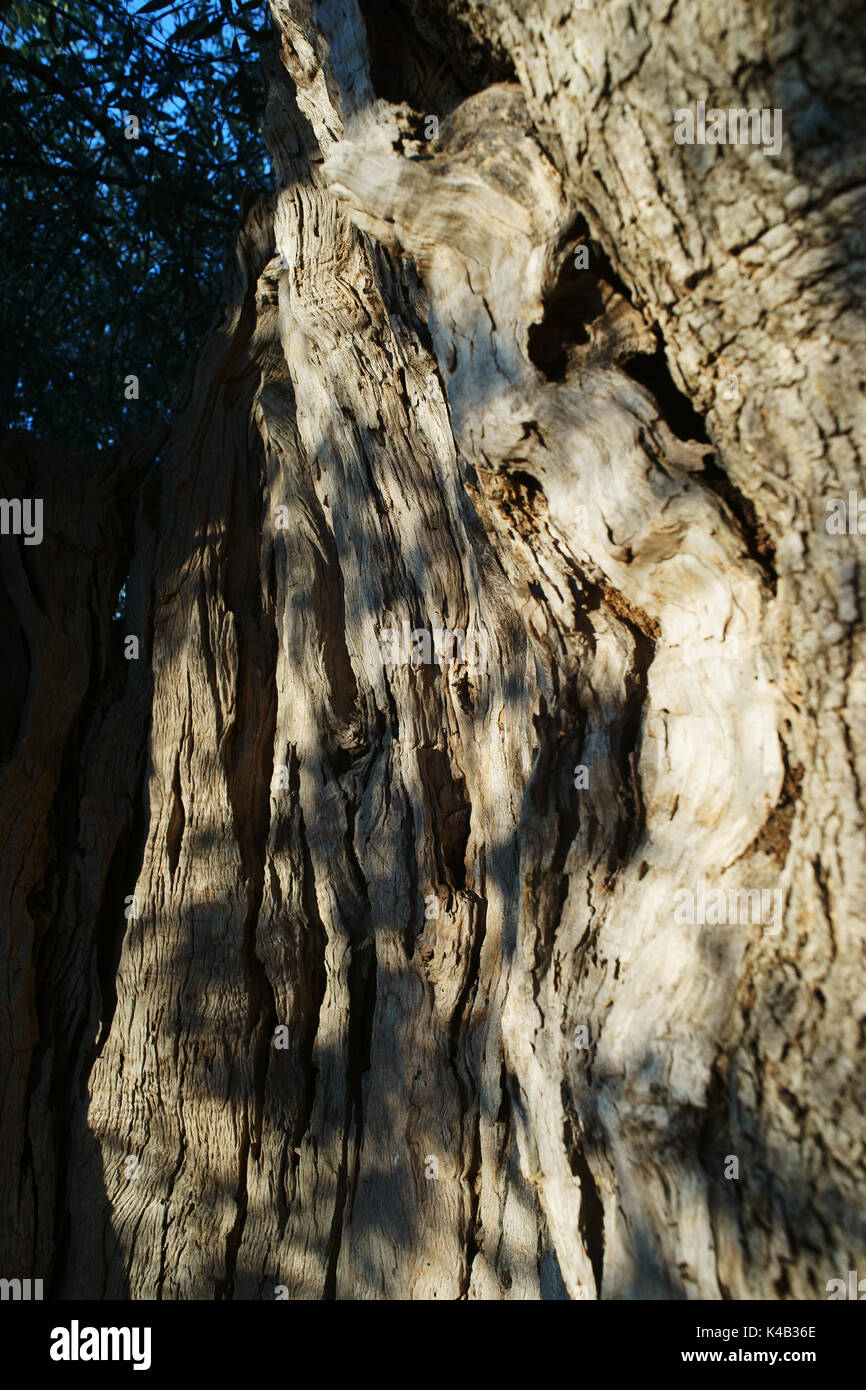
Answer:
217 425 280 1298
563 1093 605 1297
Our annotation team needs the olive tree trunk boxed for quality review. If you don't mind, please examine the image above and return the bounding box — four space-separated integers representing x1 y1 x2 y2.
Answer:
2 0 864 1300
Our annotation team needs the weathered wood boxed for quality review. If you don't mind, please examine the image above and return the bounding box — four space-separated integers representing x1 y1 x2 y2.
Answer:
1 0 864 1300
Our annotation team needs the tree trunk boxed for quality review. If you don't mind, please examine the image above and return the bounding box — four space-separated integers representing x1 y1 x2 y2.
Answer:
2 0 864 1300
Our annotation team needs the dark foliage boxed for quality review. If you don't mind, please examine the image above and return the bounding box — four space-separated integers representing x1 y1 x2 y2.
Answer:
0 0 270 449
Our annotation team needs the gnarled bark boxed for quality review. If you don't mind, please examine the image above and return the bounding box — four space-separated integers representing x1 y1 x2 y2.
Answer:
2 0 864 1300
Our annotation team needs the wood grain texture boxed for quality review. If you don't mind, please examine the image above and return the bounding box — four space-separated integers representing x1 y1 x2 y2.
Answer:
1 0 864 1300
